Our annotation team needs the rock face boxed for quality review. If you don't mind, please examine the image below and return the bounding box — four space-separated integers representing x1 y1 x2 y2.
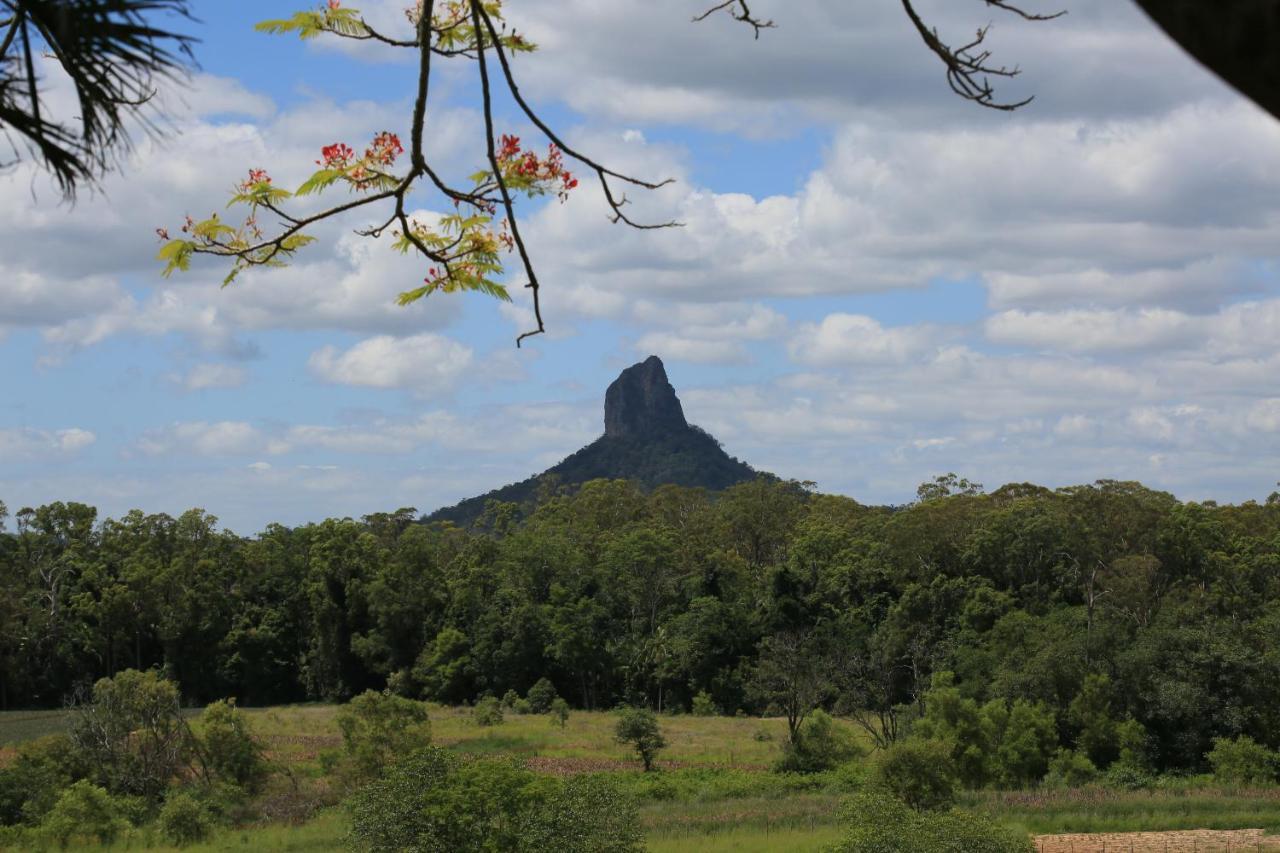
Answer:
426 356 761 525
604 355 688 438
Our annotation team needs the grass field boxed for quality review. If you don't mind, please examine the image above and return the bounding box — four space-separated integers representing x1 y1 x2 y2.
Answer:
4 706 1280 852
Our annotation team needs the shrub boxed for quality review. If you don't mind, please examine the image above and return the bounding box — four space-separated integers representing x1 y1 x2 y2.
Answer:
522 774 644 853
39 780 129 846
501 689 521 709
1104 760 1155 790
347 747 643 853
200 698 268 793
829 791 1033 853
0 734 87 825
994 700 1058 788
526 678 559 714
549 697 570 728
1044 748 1099 788
1114 718 1152 770
614 707 666 772
69 668 193 800
1207 735 1278 785
1068 674 1120 768
333 689 431 782
157 790 215 846
474 696 505 727
873 738 958 811
776 709 861 773
513 698 533 715
691 691 718 717
753 726 774 742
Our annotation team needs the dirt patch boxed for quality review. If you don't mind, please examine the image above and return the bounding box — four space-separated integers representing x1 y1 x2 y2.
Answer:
521 756 771 775
1034 829 1279 852
261 733 342 762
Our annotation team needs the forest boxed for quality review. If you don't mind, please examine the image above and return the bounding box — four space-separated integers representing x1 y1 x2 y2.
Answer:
4 473 1280 781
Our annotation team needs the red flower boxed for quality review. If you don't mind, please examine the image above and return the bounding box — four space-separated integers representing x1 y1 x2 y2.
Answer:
365 131 404 166
318 142 354 169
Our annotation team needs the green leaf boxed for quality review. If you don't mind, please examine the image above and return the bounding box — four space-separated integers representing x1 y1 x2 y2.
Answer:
157 239 194 276
255 8 368 40
295 168 345 197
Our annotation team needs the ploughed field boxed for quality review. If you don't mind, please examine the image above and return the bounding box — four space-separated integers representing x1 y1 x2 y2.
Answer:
3 706 1279 852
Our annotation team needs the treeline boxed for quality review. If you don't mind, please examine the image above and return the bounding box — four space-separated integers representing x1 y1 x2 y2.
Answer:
2 476 1280 774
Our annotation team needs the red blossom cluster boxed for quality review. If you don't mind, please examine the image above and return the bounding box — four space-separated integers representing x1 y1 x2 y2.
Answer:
236 168 272 193
318 142 354 169
365 131 403 166
495 135 579 201
327 0 341 10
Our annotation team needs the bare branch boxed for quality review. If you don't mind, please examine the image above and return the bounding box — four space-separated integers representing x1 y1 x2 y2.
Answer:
470 0 542 346
900 0 1062 111
693 0 775 39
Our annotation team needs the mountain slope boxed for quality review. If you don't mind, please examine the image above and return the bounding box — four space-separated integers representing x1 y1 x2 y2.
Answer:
426 356 759 524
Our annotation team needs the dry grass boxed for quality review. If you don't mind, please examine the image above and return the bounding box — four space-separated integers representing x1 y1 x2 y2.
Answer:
1034 829 1280 852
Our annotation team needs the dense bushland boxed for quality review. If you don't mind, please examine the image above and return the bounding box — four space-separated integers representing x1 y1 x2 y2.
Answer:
4 474 1280 782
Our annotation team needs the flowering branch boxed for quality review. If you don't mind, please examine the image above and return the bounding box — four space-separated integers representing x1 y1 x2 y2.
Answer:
158 0 675 346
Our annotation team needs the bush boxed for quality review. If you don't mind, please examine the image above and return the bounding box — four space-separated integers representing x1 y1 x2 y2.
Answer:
526 678 559 714
347 747 643 853
157 790 215 846
1104 760 1155 790
39 780 129 847
1044 748 1099 788
994 700 1058 788
873 738 958 811
501 689 521 709
200 698 268 793
549 697 570 728
513 698 533 715
522 774 644 853
69 668 193 800
1207 735 1278 785
474 696 505 727
333 689 431 783
691 691 719 717
615 707 666 772
829 791 1033 853
776 709 861 773
0 734 87 825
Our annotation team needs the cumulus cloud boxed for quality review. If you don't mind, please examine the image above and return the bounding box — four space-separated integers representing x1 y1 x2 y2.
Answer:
0 428 96 460
138 422 267 457
309 333 474 393
172 363 248 391
789 314 939 366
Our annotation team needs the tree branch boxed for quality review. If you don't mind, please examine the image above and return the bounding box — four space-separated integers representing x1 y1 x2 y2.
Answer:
693 0 775 39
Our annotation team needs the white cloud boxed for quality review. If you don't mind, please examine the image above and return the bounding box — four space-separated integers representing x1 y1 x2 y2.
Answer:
0 428 96 460
308 333 474 393
789 314 938 366
985 307 1196 353
173 363 248 391
138 422 265 457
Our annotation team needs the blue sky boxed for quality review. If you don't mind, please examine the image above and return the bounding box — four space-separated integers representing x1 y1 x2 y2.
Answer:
3 0 1280 532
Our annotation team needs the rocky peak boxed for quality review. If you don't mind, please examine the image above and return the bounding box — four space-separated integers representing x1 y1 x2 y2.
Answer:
604 355 689 438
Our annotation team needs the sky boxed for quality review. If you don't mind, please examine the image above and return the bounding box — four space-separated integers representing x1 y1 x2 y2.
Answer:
3 0 1280 533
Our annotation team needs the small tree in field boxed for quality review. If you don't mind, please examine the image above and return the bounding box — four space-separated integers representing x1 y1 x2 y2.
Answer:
748 628 834 746
69 669 194 800
199 698 268 793
549 697 570 728
332 689 431 782
614 707 665 772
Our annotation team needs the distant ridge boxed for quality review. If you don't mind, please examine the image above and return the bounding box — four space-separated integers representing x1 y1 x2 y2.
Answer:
426 356 760 524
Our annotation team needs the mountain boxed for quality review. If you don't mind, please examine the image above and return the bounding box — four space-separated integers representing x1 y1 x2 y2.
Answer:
426 356 760 524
